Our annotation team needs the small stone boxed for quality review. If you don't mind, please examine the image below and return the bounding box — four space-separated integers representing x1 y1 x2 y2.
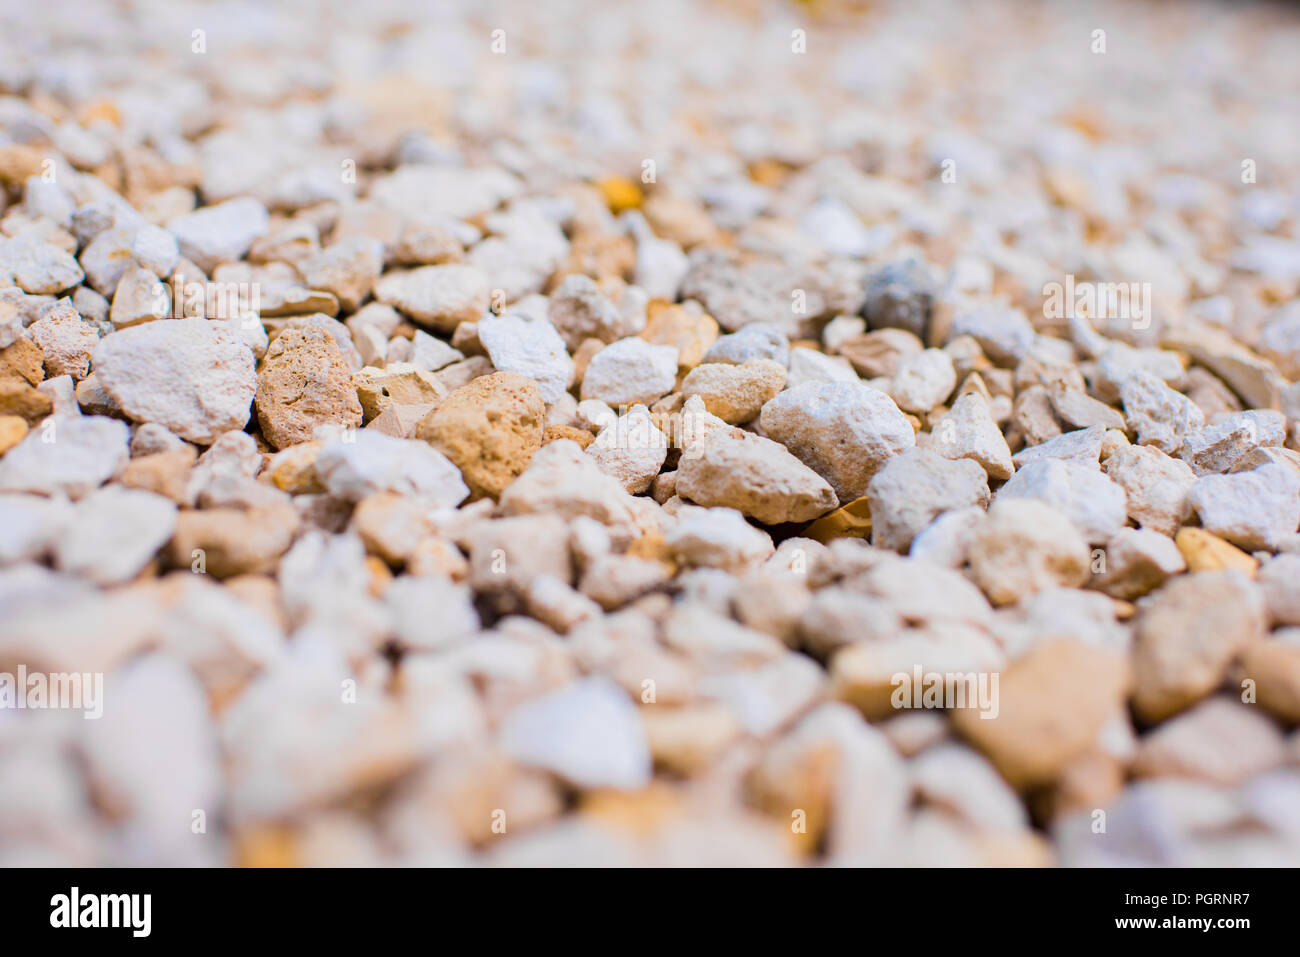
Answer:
1238 640 1300 723
951 639 1130 792
1132 570 1267 724
1119 370 1204 453
1046 373 1126 431
548 273 642 349
863 259 934 340
129 224 180 278
680 359 785 424
1259 554 1300 625
54 486 177 585
585 405 668 494
1103 444 1195 536
478 313 574 405
0 335 43 385
116 446 197 505
373 264 488 334
784 347 859 389
166 197 269 272
166 505 299 579
1132 697 1287 786
997 458 1127 545
315 431 469 508
353 364 446 421
1012 425 1104 468
415 371 545 500
866 448 990 552
499 678 651 790
1174 527 1259 575
0 414 27 454
928 392 1014 480
760 381 915 503
499 440 642 539
967 498 1090 605
0 235 83 294
909 506 985 568
302 238 384 312
802 497 873 544
407 330 463 373
949 303 1036 366
890 348 956 413
1188 463 1300 550
665 505 775 573
0 378 49 426
638 303 718 370
109 266 169 328
27 303 97 380
1180 410 1289 475
352 493 436 566
580 336 678 407
0 415 128 499
255 325 363 449
676 430 838 525
703 323 790 367
1092 527 1187 600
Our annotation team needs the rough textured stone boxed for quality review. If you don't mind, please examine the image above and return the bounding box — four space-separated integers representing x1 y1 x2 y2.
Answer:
255 325 363 449
680 359 785 424
760 381 915 503
93 318 257 445
374 264 489 334
676 430 838 525
415 371 545 500
967 498 1090 605
580 337 678 407
866 448 990 552
477 313 574 405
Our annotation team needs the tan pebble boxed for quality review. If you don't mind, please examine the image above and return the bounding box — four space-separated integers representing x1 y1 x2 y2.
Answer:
0 414 28 454
802 497 872 544
1174 527 1258 575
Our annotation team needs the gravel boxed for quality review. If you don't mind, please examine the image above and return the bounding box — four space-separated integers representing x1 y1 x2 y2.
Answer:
2 0 1299 869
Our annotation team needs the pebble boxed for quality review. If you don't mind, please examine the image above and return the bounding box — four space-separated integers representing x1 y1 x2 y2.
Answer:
0 415 128 499
967 498 1090 605
374 265 489 334
54 486 177 585
1103 443 1195 536
680 359 785 424
93 318 257 445
166 198 268 272
997 458 1127 545
760 381 915 502
416 371 544 500
675 430 838 525
1120 369 1205 453
254 325 363 449
1091 527 1187 600
928 392 1014 480
0 235 84 294
866 448 990 552
579 337 678 407
1188 462 1300 550
1132 570 1267 724
890 348 956 413
703 323 790 367
585 405 668 494
315 431 469 508
499 678 652 790
477 313 574 405
27 303 97 380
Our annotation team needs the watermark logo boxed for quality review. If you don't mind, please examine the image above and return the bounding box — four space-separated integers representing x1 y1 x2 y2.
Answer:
0 666 103 719
50 887 150 937
1043 274 1151 330
890 665 999 719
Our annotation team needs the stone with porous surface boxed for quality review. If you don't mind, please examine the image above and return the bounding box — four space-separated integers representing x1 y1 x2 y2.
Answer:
760 380 915 503
415 371 545 500
93 317 257 445
1120 369 1204 453
701 322 788 367
1091 527 1186 600
1103 444 1195 536
890 348 956 413
27 302 97 380
665 505 774 572
255 324 363 449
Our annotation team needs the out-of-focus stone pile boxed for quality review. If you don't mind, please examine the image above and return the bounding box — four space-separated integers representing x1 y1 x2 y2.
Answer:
2 0 1300 866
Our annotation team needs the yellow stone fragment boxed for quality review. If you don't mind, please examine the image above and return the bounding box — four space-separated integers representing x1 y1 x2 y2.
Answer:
235 826 298 868
803 497 872 544
0 414 27 455
597 176 642 213
1175 527 1258 575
